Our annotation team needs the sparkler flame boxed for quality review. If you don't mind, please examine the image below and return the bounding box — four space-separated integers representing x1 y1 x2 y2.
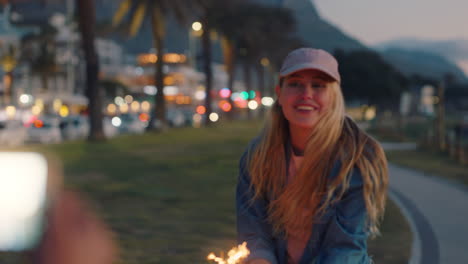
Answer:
207 242 250 264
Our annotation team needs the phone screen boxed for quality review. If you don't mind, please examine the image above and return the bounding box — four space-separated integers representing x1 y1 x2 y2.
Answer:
0 152 48 251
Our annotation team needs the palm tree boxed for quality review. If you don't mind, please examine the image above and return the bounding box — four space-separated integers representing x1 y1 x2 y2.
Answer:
197 0 247 124
215 3 298 118
20 26 59 94
112 0 203 130
77 0 105 141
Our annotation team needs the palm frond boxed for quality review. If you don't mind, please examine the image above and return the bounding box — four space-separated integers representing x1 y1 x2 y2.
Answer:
150 4 165 38
112 0 132 27
129 1 147 37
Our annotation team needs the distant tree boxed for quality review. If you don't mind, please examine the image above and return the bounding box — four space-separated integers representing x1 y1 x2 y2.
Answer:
20 26 59 94
334 49 409 112
212 3 298 117
112 0 203 130
196 0 253 124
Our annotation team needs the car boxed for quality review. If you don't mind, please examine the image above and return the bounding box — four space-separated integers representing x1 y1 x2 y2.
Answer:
59 115 90 141
0 120 27 146
26 117 62 144
118 114 147 134
167 108 187 127
151 108 194 129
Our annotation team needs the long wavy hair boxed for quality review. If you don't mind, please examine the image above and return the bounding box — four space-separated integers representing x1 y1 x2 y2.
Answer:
247 81 388 238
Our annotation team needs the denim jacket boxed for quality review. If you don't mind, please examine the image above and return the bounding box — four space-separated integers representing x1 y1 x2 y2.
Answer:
236 141 372 264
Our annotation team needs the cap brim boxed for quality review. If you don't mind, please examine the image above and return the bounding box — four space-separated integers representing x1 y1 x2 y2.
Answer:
279 63 340 83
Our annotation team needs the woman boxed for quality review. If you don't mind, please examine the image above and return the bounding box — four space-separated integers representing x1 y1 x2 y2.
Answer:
237 48 388 264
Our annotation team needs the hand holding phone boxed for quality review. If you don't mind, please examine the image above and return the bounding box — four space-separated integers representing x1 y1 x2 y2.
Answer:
32 191 117 264
0 152 117 264
0 152 51 251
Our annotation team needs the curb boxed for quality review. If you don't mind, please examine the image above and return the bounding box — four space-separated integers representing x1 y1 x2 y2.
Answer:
388 187 440 264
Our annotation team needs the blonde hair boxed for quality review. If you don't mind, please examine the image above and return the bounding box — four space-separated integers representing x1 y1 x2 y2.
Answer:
247 82 388 238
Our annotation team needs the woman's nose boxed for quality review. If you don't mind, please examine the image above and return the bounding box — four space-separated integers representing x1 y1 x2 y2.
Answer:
300 85 315 98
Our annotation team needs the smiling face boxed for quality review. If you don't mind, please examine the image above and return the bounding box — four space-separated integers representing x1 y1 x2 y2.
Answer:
276 69 335 134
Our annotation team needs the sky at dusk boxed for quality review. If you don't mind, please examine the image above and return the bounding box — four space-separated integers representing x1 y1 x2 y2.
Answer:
313 0 468 45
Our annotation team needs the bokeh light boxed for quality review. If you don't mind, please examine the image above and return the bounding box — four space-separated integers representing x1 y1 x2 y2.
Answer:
261 97 275 107
111 116 122 127
53 99 62 112
141 101 151 112
125 95 134 104
119 104 129 113
219 88 231 98
59 105 69 117
5 106 16 119
192 21 202 31
209 113 219 122
196 105 206 115
114 96 125 106
249 91 256 99
218 100 232 112
194 90 206 101
240 91 249 100
248 100 258 110
139 113 149 122
131 101 140 112
107 104 117 115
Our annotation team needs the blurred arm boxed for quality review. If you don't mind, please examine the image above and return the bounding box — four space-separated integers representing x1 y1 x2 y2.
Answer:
32 191 117 264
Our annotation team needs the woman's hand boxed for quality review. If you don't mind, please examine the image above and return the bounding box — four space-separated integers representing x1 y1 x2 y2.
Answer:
32 191 118 264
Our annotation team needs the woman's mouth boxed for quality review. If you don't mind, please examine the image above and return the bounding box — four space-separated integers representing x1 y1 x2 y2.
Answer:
294 104 318 112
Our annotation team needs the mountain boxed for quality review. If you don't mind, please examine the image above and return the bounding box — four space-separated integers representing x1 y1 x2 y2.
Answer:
376 38 468 60
376 38 468 81
257 0 366 52
284 0 366 52
380 48 468 82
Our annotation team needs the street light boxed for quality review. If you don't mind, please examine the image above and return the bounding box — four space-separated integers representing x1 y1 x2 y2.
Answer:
189 21 203 67
192 21 203 32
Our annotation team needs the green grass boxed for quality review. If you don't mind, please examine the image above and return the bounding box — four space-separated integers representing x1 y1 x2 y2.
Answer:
368 198 412 264
1 121 411 264
386 149 468 186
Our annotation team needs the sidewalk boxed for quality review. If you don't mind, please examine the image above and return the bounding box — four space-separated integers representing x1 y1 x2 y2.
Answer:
388 163 468 264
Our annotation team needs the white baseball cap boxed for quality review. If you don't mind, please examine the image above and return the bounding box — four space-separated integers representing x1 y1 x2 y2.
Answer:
279 48 341 83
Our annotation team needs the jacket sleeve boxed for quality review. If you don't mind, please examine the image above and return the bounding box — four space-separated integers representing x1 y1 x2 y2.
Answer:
315 168 372 264
236 150 278 264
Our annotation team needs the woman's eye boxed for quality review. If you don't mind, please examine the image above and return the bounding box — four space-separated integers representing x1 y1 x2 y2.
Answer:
288 81 301 88
312 82 326 89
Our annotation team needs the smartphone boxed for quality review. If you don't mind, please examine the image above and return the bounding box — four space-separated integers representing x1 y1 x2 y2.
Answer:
0 152 61 251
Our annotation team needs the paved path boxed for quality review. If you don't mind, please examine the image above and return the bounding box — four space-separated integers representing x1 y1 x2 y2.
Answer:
388 163 468 264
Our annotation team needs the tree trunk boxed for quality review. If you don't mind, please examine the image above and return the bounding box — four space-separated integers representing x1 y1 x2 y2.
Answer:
153 34 167 129
77 0 105 141
201 16 213 126
147 7 167 131
40 74 48 93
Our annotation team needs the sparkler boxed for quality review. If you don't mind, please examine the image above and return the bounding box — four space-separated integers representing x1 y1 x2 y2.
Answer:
207 242 250 264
